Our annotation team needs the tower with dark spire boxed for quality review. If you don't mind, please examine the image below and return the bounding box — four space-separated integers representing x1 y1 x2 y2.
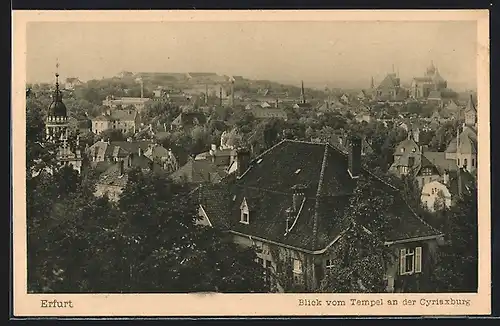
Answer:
44 60 83 174
370 76 374 89
45 62 69 142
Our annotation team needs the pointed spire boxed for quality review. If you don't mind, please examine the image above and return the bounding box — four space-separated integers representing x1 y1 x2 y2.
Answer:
370 76 374 89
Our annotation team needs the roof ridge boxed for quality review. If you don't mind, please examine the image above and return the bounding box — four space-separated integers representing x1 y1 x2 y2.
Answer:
312 144 329 248
236 139 288 180
401 194 443 236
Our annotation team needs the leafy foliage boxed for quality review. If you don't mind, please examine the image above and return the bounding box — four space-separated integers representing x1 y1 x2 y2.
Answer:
430 184 478 292
319 176 395 292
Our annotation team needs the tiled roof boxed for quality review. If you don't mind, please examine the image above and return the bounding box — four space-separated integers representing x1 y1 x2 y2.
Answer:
110 109 137 121
171 158 226 184
445 127 477 154
413 77 432 83
465 95 477 113
171 112 207 128
250 107 287 119
97 155 164 187
377 73 400 90
199 140 441 251
422 151 458 174
428 90 442 100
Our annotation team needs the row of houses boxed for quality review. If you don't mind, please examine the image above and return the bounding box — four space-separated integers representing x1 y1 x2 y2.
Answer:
389 95 478 212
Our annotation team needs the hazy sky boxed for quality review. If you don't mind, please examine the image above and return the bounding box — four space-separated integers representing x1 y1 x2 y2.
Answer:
27 21 477 90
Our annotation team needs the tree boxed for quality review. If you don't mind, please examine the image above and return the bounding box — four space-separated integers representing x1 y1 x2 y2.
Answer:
113 170 267 292
319 176 395 293
431 184 478 292
320 225 391 293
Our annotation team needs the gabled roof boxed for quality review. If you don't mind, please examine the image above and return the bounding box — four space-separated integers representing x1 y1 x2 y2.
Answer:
171 112 207 127
199 140 441 251
170 158 226 184
422 151 458 174
377 73 400 90
250 107 287 119
445 127 477 154
465 95 477 113
428 90 442 100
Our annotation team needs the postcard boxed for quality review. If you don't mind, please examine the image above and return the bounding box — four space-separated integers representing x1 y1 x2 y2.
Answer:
12 9 490 317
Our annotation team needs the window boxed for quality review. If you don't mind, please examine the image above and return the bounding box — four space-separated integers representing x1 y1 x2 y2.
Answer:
400 148 405 153
293 259 302 274
241 212 249 223
457 158 460 166
240 198 250 224
400 247 422 275
464 158 468 167
400 166 408 175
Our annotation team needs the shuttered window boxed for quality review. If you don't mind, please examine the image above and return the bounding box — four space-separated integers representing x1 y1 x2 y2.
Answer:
415 247 422 273
400 246 423 275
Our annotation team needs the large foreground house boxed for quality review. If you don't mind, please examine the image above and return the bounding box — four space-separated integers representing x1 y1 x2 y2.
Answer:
196 138 443 292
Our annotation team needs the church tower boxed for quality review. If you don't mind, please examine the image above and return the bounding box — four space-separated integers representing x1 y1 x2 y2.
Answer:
45 69 69 142
45 62 83 174
300 80 306 104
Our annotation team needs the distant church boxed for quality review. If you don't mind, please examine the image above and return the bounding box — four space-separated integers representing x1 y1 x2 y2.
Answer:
44 70 83 174
410 61 448 100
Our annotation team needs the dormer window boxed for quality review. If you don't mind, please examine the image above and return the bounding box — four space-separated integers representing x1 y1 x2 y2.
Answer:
240 197 250 224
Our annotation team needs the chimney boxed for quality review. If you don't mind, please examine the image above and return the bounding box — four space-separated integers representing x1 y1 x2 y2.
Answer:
348 135 362 179
275 98 279 108
443 169 450 185
236 148 251 177
119 160 124 175
291 184 307 212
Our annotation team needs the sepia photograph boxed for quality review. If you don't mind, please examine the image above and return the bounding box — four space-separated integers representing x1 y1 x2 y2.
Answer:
12 10 490 316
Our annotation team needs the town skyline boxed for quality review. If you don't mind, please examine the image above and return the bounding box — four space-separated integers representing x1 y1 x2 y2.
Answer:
27 21 477 91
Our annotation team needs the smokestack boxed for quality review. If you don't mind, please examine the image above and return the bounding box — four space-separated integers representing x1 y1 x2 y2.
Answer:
220 86 222 107
236 148 251 177
348 135 362 179
300 80 306 104
231 79 235 106
275 98 279 108
205 84 208 104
